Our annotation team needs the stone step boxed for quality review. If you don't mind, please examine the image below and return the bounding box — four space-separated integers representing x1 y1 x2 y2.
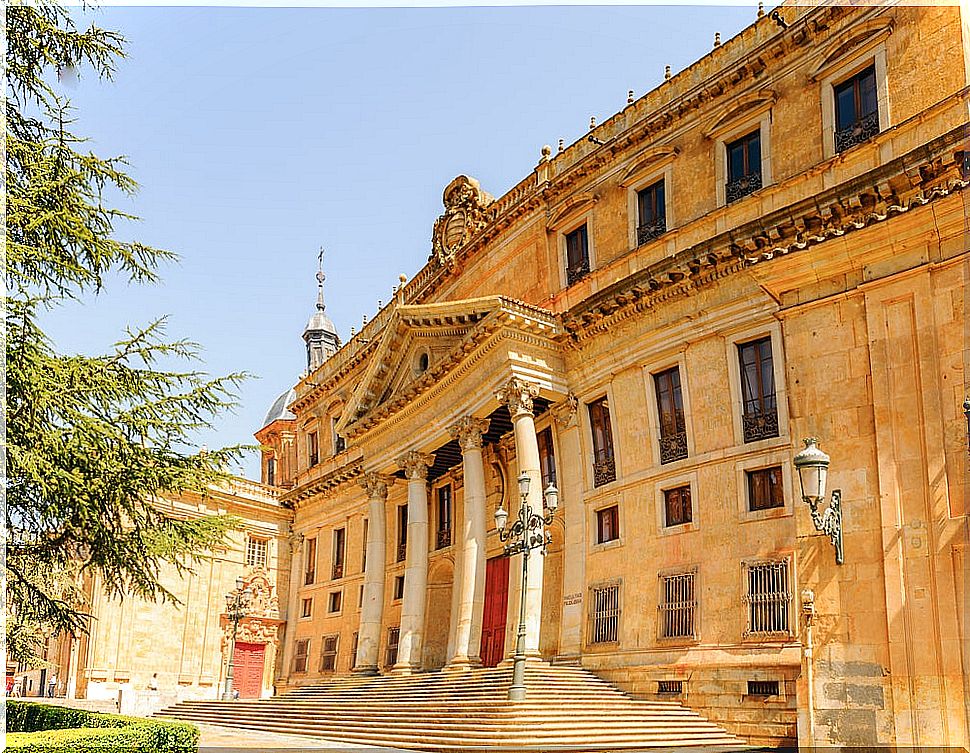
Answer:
166 702 701 717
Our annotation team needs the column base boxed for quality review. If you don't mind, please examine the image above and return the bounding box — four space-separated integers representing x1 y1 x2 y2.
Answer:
390 662 419 676
497 654 546 669
351 664 380 675
444 656 483 672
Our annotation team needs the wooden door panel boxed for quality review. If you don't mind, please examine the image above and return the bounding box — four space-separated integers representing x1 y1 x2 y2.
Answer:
232 642 265 699
480 556 509 668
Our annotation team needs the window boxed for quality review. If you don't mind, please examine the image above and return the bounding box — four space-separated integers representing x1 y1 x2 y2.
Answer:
350 632 359 670
747 680 780 697
301 598 312 619
596 505 620 544
308 431 319 467
418 352 430 373
538 427 557 489
358 584 364 608
332 528 345 580
654 367 687 464
834 65 878 152
565 224 590 286
266 457 276 487
332 417 346 455
747 466 785 511
396 505 408 562
663 485 692 527
393 575 405 601
304 537 317 585
319 635 339 672
744 559 791 636
293 639 309 673
738 337 778 442
328 591 342 614
589 583 620 644
385 627 400 667
636 179 666 245
658 680 683 694
726 130 762 203
435 485 452 550
659 570 697 639
588 397 616 487
245 536 268 568
361 519 368 572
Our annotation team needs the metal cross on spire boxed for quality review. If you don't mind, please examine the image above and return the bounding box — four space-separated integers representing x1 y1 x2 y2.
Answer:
316 246 326 312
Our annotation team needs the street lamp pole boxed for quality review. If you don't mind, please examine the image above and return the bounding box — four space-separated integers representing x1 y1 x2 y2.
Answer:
494 472 558 702
222 576 253 701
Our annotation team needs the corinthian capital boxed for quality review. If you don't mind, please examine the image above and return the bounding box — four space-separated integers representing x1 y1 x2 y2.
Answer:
358 472 392 500
449 416 491 452
397 450 434 480
495 377 540 418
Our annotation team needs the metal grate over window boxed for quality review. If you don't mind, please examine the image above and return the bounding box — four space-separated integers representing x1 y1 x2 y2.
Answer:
589 583 620 644
292 639 309 674
245 536 267 568
744 560 791 636
747 680 780 696
659 570 697 639
385 627 400 668
319 635 339 672
658 680 683 694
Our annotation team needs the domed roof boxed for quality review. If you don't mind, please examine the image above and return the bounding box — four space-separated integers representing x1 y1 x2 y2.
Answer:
304 308 338 336
262 387 296 427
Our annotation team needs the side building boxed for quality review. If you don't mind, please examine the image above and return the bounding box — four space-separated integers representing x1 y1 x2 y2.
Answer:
256 2 970 749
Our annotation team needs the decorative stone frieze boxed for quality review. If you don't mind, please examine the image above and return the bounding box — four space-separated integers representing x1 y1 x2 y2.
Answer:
397 450 434 480
495 378 540 418
448 417 491 451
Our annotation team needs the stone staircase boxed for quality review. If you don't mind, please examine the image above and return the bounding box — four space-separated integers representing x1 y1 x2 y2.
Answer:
157 663 747 750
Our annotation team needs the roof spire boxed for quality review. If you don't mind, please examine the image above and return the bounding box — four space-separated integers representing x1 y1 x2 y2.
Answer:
303 246 340 372
316 246 326 313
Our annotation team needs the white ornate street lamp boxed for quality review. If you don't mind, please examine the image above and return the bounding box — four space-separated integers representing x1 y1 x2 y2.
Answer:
793 438 843 565
493 472 558 701
222 576 253 700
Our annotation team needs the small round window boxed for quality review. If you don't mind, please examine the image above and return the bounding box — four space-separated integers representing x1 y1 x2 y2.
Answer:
417 352 430 373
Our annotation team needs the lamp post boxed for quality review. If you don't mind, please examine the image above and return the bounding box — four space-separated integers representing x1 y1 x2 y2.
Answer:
222 576 253 701
793 438 843 565
493 472 558 702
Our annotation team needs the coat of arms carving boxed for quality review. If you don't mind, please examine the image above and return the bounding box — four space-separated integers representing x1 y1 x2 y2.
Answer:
430 175 493 267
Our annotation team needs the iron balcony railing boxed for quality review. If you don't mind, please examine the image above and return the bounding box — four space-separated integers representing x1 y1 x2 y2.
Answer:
741 407 779 443
637 217 666 246
396 542 407 563
435 528 451 550
726 171 762 203
835 110 879 153
592 456 616 487
658 430 688 464
566 258 590 286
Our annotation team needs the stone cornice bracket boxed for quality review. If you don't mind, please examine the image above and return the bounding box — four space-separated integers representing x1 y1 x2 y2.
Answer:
449 416 491 451
397 450 434 481
552 393 579 428
358 471 393 500
286 525 304 554
495 377 540 418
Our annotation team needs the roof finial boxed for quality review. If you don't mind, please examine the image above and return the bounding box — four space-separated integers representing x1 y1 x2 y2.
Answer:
757 1 765 18
664 65 672 81
315 246 326 313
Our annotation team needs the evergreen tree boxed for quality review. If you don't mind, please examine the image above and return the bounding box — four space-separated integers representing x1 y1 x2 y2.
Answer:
5 1 247 664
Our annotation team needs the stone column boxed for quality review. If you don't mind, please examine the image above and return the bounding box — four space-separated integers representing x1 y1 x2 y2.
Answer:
394 450 434 674
281 525 304 680
354 472 392 673
496 377 544 656
447 416 491 668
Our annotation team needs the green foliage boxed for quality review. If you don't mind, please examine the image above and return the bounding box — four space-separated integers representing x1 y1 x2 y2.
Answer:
6 701 199 751
5 1 249 660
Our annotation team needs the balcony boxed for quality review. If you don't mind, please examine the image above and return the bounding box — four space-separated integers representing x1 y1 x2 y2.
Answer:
658 430 688 464
725 171 762 203
592 456 616 487
435 528 451 550
396 542 407 563
742 408 779 443
331 563 344 580
566 258 590 286
637 217 666 246
835 111 880 153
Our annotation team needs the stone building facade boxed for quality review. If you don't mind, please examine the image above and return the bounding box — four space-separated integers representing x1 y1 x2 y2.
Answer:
256 3 970 748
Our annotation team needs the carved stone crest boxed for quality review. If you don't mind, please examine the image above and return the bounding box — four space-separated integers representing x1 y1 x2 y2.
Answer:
430 175 493 267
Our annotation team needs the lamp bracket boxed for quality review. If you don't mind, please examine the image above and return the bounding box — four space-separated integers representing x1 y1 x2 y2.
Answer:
808 489 844 565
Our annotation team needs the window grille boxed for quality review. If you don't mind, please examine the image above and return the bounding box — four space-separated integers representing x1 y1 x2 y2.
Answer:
565 224 590 286
747 680 779 696
744 560 791 636
589 583 620 644
385 627 400 668
654 367 687 464
726 130 762 203
319 635 338 672
834 65 879 152
292 639 309 673
657 680 683 694
588 397 616 487
636 179 667 245
659 569 697 639
738 336 779 442
245 536 267 568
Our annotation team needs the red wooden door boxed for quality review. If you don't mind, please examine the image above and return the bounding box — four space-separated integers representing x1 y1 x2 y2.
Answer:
232 642 265 699
480 555 510 668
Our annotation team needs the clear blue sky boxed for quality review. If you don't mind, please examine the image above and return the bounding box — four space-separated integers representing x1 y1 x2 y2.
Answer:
45 4 757 479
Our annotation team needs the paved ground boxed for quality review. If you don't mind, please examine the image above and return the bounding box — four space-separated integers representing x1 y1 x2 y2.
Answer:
196 722 410 752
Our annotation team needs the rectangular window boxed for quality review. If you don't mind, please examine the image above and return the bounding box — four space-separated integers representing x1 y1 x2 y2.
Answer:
327 590 342 614
308 431 319 467
834 65 878 152
747 466 785 511
747 680 780 697
745 560 791 636
393 575 405 601
565 224 590 286
658 680 684 694
385 627 400 668
319 635 339 672
293 639 309 673
636 179 666 245
332 528 345 580
397 505 408 562
266 457 276 487
596 505 620 544
588 397 616 487
435 485 452 550
659 570 696 639
654 367 687 464
726 130 762 203
589 583 620 644
245 536 268 568
301 597 312 619
738 336 779 442
361 519 368 573
358 584 364 608
663 485 692 527
332 417 346 455
304 537 317 585
538 427 557 489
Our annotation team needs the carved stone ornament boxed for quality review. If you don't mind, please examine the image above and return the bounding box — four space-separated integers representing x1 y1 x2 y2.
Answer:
242 570 280 619
552 393 579 428
495 377 540 418
359 472 392 500
430 175 494 268
397 450 434 480
220 615 281 650
449 416 491 451
286 523 304 554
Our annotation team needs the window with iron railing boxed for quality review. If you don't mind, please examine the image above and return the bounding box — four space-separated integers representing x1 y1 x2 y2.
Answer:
834 65 879 153
663 485 692 527
292 639 309 673
385 627 400 668
332 528 345 580
726 130 762 203
654 366 687 464
319 635 339 672
636 179 667 245
588 397 616 487
245 536 268 568
744 559 791 637
397 505 408 562
589 583 620 644
738 336 779 442
435 485 452 550
304 537 317 586
538 427 557 489
565 224 590 286
659 569 697 640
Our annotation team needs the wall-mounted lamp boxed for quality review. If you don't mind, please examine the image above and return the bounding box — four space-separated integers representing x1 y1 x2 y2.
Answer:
793 438 843 565
963 397 969 454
